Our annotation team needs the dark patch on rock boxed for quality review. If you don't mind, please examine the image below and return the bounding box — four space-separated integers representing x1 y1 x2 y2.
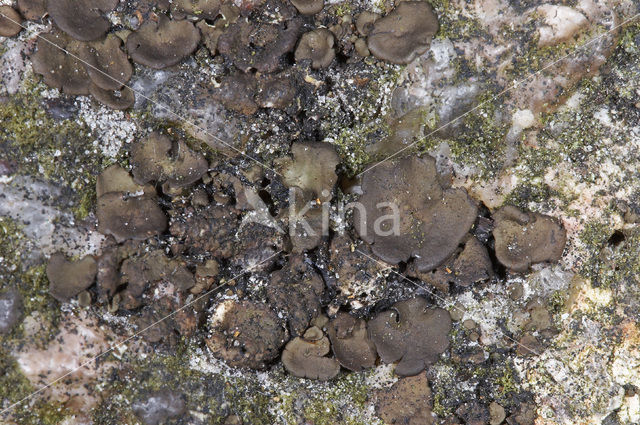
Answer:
326 312 377 372
295 29 335 69
369 297 451 376
282 326 340 380
79 34 133 91
367 1 438 64
255 73 297 110
130 132 208 190
47 0 117 41
492 205 566 272
506 402 536 425
172 0 221 20
0 288 23 334
90 84 136 110
17 0 46 20
206 300 288 369
289 0 323 15
212 73 259 115
0 6 22 37
456 402 490 425
355 155 477 272
97 192 167 242
132 389 186 425
46 252 97 302
31 31 90 95
328 234 384 309
267 255 324 336
375 373 434 424
217 10 302 73
126 15 200 69
42 97 79 120
169 204 239 258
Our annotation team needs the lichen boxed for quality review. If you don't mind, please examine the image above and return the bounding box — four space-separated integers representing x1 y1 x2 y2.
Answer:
0 218 59 345
0 76 127 221
328 65 401 175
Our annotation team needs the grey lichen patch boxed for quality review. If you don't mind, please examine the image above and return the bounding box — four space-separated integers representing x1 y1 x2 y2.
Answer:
0 77 126 221
0 218 60 345
0 222 72 423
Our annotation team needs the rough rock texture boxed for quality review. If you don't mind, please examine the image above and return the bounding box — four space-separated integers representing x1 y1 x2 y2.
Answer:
0 289 23 334
2 0 640 423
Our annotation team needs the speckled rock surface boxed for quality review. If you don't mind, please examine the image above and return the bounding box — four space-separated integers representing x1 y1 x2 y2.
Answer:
1 0 640 424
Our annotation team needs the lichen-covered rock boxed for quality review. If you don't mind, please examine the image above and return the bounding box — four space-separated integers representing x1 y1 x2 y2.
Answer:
169 204 239 258
17 0 45 20
267 255 324 336
31 31 90 95
289 0 323 15
0 6 22 37
90 84 136 110
375 374 434 424
47 0 117 41
282 326 340 380
172 0 220 20
217 11 302 73
206 300 287 369
355 155 477 272
96 192 168 242
295 29 335 69
126 15 200 69
79 34 133 91
493 205 566 272
326 312 377 372
355 11 379 37
278 141 340 202
132 389 186 425
0 288 23 334
369 297 451 376
119 249 195 309
367 1 438 64
46 252 97 302
408 236 493 291
130 132 208 189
